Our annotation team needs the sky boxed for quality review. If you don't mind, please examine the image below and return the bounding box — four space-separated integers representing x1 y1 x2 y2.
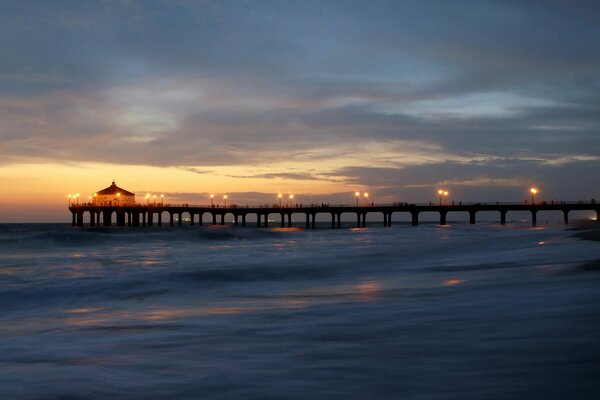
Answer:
1 0 599 221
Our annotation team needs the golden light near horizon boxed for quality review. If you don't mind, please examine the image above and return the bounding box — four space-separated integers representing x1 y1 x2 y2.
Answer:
278 193 283 207
223 194 228 208
210 194 214 207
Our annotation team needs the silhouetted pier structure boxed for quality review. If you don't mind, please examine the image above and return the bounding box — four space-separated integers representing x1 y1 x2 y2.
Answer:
69 202 599 228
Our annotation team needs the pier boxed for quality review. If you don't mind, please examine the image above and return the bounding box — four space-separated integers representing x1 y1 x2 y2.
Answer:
68 202 600 228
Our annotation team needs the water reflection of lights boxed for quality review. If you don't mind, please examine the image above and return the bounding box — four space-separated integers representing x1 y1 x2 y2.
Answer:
443 279 464 286
355 280 381 302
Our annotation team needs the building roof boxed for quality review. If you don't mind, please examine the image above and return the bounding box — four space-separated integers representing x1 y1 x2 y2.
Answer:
96 181 135 196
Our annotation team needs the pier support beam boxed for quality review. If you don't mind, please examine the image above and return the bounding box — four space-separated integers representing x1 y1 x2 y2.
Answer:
440 210 447 225
116 211 125 227
190 213 194 226
220 214 225 225
72 212 76 227
90 211 95 227
331 213 335 229
469 211 476 224
305 213 310 228
500 210 506 225
198 213 203 226
281 213 285 228
234 215 239 226
336 213 341 228
142 212 146 226
264 214 269 227
170 213 174 227
178 213 183 226
563 210 569 225
212 213 217 225
242 214 246 227
531 210 537 227
411 211 419 226
311 213 316 229
158 212 162 226
361 213 366 228
287 213 292 227
257 214 262 227
356 212 361 228
103 210 112 226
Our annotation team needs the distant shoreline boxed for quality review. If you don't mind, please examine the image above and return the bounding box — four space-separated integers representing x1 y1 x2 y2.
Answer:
570 222 600 242
570 223 600 271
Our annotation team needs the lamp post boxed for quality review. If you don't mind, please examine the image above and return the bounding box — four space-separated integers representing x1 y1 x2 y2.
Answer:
68 194 72 206
93 193 97 205
161 194 164 205
364 192 369 205
146 194 150 205
438 190 449 205
88 196 91 204
153 195 157 206
289 194 294 207
278 193 282 208
210 194 214 207
355 192 360 207
76 193 80 205
530 187 538 204
116 192 121 206
223 195 228 208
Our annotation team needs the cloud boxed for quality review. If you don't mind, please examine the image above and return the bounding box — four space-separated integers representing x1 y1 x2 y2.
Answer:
1 0 599 206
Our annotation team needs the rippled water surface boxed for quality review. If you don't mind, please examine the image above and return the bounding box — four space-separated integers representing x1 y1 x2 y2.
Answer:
1 223 600 399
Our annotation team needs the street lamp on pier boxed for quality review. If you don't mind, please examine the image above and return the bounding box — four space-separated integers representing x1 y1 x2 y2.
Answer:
68 194 72 206
278 193 282 208
438 190 448 205
289 194 294 207
364 192 369 205
223 195 228 208
355 192 360 207
161 194 164 205
153 195 157 206
530 187 539 204
210 194 214 207
116 192 121 206
146 194 150 205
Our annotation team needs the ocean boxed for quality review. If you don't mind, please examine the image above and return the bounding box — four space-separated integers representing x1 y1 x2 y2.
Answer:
1 222 599 399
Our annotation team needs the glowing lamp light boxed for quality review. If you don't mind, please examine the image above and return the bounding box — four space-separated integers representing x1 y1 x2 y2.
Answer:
438 189 449 205
530 187 539 204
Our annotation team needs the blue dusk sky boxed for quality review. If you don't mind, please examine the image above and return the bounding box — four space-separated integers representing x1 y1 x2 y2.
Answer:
0 0 599 220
